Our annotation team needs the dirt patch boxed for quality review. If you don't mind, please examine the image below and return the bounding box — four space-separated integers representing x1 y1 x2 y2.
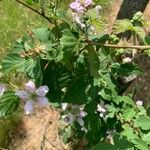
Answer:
143 0 150 33
8 107 68 150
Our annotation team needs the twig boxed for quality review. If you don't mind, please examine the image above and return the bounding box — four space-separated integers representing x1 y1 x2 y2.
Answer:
90 42 150 50
15 0 52 23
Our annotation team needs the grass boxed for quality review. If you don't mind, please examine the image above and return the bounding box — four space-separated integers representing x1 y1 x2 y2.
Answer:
0 0 48 58
0 0 49 147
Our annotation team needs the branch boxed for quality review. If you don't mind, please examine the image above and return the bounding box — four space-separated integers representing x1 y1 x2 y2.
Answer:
90 42 150 50
15 0 52 23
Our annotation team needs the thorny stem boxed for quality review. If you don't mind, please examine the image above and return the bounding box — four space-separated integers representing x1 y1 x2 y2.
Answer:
15 0 52 23
88 41 150 50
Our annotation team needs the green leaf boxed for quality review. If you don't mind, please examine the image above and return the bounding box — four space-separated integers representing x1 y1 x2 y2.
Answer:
121 124 139 140
143 36 150 56
122 96 134 105
60 29 80 49
114 19 134 34
33 27 51 43
142 132 150 144
60 29 82 61
115 96 134 105
62 126 73 144
42 61 71 103
88 34 109 43
112 63 142 77
132 138 148 150
98 88 111 101
87 9 106 32
63 77 88 104
113 134 134 149
2 53 25 73
137 106 147 116
0 92 19 116
46 45 63 62
89 142 115 150
89 134 133 150
122 108 136 121
106 104 119 118
99 73 117 97
85 101 102 144
134 27 145 39
57 9 75 28
86 47 100 78
134 116 150 130
25 58 42 80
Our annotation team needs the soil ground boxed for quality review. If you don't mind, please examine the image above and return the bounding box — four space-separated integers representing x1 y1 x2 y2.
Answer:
8 107 68 150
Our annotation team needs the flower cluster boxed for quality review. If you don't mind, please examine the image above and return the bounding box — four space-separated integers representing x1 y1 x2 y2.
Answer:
96 101 107 119
69 0 93 29
61 103 88 133
15 81 49 114
70 0 92 13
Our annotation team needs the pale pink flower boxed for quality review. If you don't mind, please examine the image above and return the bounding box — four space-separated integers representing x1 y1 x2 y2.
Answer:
79 110 87 118
84 0 92 7
70 0 92 13
61 104 87 131
15 81 49 114
70 0 84 13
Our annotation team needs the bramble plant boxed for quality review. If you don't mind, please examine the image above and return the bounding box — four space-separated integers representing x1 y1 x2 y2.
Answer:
0 0 150 149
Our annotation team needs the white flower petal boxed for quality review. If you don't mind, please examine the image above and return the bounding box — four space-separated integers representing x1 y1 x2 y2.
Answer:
136 100 143 106
36 86 49 97
75 16 85 28
15 90 29 100
25 100 34 114
0 84 6 96
61 103 68 110
81 126 88 133
95 5 102 15
25 81 35 92
123 57 132 63
79 110 87 118
100 113 104 117
97 104 106 113
37 97 49 106
77 118 84 126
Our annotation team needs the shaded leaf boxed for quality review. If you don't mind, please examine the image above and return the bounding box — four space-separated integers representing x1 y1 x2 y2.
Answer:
2 53 25 73
134 116 150 130
0 92 19 116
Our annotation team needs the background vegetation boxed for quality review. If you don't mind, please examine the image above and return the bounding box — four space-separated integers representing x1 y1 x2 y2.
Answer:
0 0 49 147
